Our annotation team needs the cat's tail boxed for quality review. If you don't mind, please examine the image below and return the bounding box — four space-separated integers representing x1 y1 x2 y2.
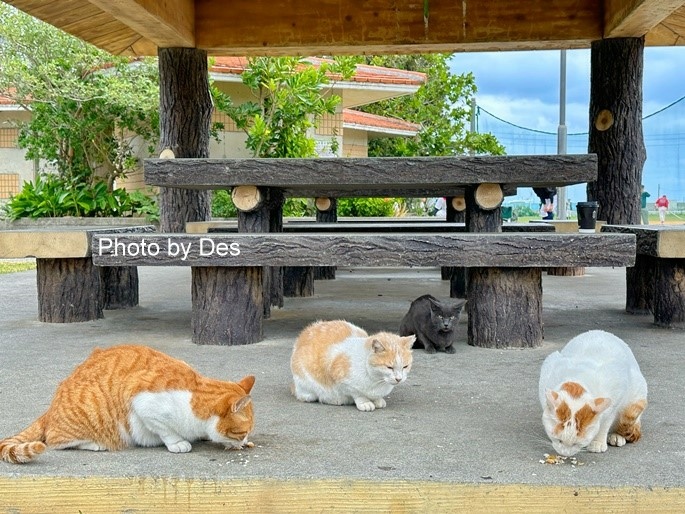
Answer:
0 414 48 464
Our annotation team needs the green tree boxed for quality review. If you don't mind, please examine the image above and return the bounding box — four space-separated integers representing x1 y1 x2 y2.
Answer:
360 54 504 157
0 4 159 193
212 57 352 158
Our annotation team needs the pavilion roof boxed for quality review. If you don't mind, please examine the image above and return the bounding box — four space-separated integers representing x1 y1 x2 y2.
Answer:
3 1 685 57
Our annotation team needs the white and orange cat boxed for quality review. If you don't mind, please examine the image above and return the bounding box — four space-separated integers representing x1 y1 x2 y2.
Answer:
291 320 415 411
0 345 255 464
539 330 647 457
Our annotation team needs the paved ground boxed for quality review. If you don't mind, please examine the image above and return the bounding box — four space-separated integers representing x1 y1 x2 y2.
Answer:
0 264 683 491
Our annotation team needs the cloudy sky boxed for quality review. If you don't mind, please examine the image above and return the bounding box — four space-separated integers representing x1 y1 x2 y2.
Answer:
449 47 685 135
449 48 685 203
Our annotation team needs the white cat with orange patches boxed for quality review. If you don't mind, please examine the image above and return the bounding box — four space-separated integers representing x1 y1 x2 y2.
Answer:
291 320 415 411
0 345 255 464
539 330 648 457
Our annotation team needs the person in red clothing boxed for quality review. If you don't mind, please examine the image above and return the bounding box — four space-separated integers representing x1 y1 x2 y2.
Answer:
655 194 669 224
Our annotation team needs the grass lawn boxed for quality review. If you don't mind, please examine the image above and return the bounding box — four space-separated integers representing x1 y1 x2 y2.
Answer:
0 261 36 274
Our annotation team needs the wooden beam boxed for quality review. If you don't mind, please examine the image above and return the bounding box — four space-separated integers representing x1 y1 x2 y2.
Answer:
92 233 636 268
88 0 194 47
604 0 685 37
143 155 597 198
196 0 602 55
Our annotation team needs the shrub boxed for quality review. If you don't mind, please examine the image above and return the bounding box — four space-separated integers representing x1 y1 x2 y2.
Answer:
4 173 157 220
337 197 396 217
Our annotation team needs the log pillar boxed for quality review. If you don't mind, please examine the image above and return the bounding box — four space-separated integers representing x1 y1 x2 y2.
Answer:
625 254 655 315
158 48 257 344
587 37 646 225
237 186 285 317
465 185 543 348
36 258 103 322
445 195 466 296
192 267 263 345
314 197 337 280
652 258 685 329
100 266 139 309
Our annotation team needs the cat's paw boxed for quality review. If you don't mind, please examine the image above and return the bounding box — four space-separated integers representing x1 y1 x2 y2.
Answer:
424 346 438 354
444 345 457 354
373 398 387 409
166 440 192 453
355 399 376 412
587 440 608 453
608 433 627 447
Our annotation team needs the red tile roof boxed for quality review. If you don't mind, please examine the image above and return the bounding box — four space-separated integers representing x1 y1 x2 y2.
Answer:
210 56 426 87
343 109 420 134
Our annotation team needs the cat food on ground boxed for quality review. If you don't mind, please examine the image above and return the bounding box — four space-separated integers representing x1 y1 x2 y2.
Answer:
540 453 581 466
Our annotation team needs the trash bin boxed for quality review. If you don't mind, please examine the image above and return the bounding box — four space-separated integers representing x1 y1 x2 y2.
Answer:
576 201 598 233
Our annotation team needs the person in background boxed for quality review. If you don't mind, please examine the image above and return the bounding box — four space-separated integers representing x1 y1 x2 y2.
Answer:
655 194 669 224
533 187 557 220
640 185 651 225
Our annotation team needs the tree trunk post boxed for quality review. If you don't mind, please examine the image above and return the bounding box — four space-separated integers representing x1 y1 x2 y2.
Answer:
36 258 103 322
314 197 337 280
238 187 284 318
158 48 258 344
625 254 655 315
445 195 466 294
191 267 263 345
158 48 212 232
465 187 543 348
651 258 685 329
100 267 139 309
587 38 646 225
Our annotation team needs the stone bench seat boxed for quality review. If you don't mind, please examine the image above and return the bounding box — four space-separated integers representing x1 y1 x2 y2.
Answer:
602 224 685 328
0 224 155 322
92 232 635 347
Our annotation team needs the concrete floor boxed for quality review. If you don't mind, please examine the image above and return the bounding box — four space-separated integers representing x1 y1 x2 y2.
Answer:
0 264 683 512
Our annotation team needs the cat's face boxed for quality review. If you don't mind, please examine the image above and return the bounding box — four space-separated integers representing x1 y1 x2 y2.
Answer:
207 375 256 449
429 299 465 332
542 383 611 456
367 333 415 385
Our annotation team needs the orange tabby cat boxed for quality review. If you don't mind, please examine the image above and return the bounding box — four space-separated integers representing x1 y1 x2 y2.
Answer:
291 320 415 411
0 345 255 464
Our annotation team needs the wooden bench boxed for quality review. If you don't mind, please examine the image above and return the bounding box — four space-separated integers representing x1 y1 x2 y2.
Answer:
602 224 685 328
0 223 155 322
195 220 556 297
127 153 635 348
92 232 635 345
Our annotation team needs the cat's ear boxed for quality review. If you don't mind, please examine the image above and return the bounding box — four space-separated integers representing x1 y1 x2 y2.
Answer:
216 393 253 415
238 375 256 394
545 389 561 409
230 395 253 413
371 339 386 353
593 397 611 413
453 299 467 309
400 335 416 350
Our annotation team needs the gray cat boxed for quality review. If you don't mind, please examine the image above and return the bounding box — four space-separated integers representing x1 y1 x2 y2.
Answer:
399 295 466 354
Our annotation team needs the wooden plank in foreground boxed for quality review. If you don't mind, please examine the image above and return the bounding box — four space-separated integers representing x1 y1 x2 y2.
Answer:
1 476 684 513
144 154 597 197
92 232 635 268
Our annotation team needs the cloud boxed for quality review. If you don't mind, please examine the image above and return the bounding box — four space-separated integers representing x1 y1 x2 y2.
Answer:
450 47 685 131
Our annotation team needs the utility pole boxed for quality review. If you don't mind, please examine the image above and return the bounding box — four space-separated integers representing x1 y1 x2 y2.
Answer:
557 50 568 219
